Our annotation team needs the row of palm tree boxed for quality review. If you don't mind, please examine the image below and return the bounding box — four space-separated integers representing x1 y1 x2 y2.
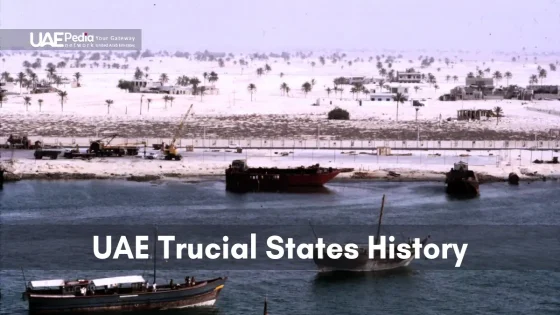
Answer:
1 69 82 93
256 64 272 76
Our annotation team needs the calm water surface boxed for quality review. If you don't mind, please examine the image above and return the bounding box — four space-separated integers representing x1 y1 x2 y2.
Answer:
0 179 559 315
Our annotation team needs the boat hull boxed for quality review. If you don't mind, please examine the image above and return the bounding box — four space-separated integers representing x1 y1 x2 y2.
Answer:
27 278 226 314
225 169 340 192
313 248 414 273
445 170 480 196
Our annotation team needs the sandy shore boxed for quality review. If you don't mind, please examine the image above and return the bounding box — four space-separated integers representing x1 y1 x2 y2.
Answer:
2 157 558 184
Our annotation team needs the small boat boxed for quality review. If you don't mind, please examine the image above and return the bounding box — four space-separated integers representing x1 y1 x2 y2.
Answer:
445 161 479 196
225 159 340 193
23 228 227 313
508 172 520 185
312 195 429 272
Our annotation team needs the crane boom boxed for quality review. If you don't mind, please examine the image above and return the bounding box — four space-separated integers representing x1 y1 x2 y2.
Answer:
170 104 193 147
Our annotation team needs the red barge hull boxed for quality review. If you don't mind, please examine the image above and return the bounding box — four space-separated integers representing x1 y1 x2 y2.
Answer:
225 160 340 192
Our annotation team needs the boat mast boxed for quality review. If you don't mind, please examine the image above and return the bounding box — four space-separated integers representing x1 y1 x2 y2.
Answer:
375 194 386 245
153 226 157 284
308 220 319 242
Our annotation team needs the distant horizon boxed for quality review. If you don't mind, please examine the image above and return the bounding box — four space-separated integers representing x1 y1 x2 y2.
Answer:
1 0 559 53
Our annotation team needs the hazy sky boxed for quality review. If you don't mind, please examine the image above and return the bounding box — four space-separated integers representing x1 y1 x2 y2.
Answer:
1 0 559 52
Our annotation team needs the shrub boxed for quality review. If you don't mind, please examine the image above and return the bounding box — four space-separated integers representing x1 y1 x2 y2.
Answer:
328 107 350 120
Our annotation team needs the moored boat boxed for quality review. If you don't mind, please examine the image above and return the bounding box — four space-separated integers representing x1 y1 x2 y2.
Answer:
225 159 340 192
445 161 479 196
24 275 226 313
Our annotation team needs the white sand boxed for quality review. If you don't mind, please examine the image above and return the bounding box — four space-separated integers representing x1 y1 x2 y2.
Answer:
1 52 560 135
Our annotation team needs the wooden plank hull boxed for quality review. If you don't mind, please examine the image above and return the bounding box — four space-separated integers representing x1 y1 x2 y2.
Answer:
27 278 226 314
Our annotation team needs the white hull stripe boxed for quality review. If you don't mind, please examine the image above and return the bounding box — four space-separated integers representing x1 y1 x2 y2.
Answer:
163 299 216 309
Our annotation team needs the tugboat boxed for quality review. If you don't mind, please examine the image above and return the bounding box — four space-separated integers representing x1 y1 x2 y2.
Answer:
445 161 479 196
23 228 227 313
312 195 430 272
225 159 340 192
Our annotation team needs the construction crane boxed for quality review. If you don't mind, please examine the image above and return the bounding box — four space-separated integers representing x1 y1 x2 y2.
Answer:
162 104 193 160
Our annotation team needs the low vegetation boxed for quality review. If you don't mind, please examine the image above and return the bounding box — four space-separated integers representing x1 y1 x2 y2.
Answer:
328 107 350 120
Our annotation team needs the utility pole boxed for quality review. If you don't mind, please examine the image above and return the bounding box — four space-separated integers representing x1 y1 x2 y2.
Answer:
317 124 320 149
415 107 420 145
140 94 144 115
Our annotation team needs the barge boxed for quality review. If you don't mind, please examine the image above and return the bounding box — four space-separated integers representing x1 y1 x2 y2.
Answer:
445 161 480 196
225 159 340 192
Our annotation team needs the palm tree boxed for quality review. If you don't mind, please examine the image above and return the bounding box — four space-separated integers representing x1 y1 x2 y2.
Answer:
189 77 201 91
147 98 152 112
105 99 113 114
163 95 170 109
74 72 82 85
1 71 10 82
46 65 56 83
493 71 503 84
168 96 175 107
446 75 451 82
377 79 385 92
176 75 190 86
256 68 264 76
393 92 406 122
529 74 538 85
23 96 31 111
350 86 359 99
494 106 503 125
280 82 288 96
38 99 43 112
247 83 256 101
203 72 208 85
379 68 387 77
414 86 420 93
538 69 547 84
338 88 344 100
198 86 207 101
160 73 169 84
16 72 26 94
453 75 458 82
0 91 6 108
301 82 312 97
326 87 332 98
57 90 67 112
208 72 219 86
285 86 291 97
29 72 38 88
362 88 370 99
434 84 439 93
504 71 512 86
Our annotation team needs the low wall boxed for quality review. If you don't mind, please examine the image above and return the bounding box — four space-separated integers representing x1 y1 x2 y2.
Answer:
526 106 560 117
11 137 560 150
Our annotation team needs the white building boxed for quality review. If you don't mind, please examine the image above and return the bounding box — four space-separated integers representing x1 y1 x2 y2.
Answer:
370 93 396 101
395 71 422 83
